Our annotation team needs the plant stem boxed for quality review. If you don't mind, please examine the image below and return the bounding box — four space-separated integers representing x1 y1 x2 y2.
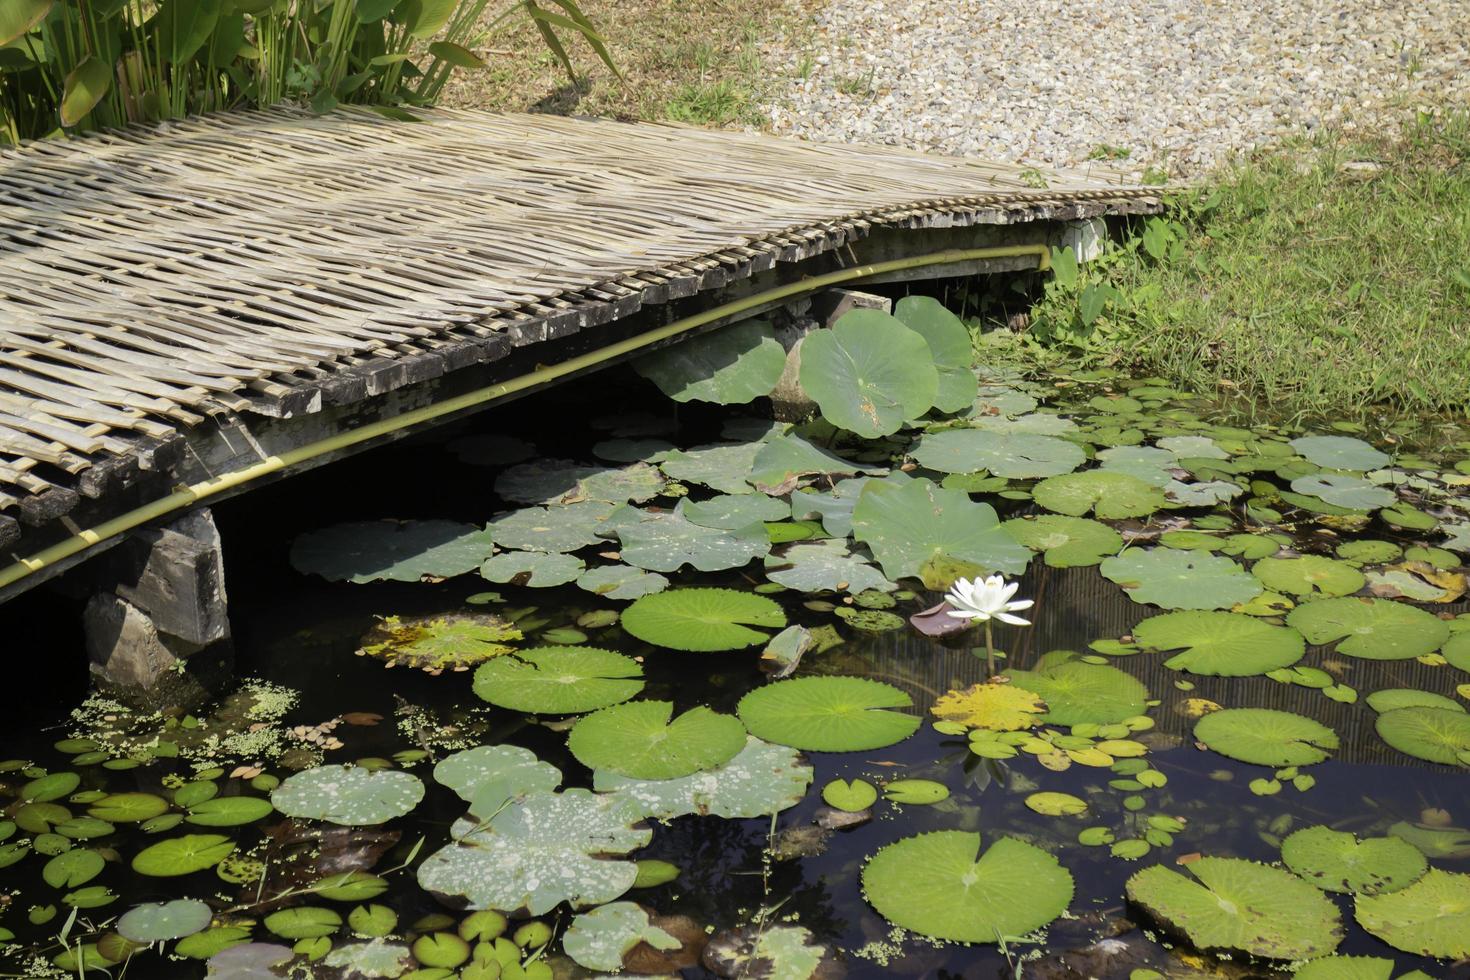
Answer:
984 619 995 676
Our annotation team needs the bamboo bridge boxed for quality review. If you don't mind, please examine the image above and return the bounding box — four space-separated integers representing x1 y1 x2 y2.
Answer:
0 106 1160 619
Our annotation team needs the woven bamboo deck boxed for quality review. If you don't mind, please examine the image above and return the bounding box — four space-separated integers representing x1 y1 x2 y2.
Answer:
0 105 1160 555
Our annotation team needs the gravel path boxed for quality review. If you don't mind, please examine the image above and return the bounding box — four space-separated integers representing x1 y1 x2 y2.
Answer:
762 0 1470 176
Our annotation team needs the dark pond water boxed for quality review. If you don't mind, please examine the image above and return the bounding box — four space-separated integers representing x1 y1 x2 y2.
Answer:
2 354 1469 980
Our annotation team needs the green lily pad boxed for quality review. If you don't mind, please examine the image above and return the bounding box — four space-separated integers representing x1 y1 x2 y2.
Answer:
763 539 894 594
1032 470 1168 519
43 848 103 888
471 647 644 714
1025 791 1088 816
291 520 495 583
1131 611 1305 676
433 745 561 816
495 460 663 505
131 835 236 877
1338 540 1404 564
1194 708 1339 766
174 926 252 959
23 772 79 802
1354 868 1470 958
620 588 785 652
1252 555 1365 599
185 797 274 828
1281 826 1428 895
271 766 424 826
322 939 414 976
1290 435 1389 470
682 494 791 530
1286 597 1450 660
416 789 650 915
798 309 938 437
486 501 614 553
1100 549 1262 610
609 500 770 573
747 433 876 494
1157 435 1227 459
575 564 668 601
1291 474 1396 511
851 476 1031 581
894 295 980 412
737 676 919 752
821 778 878 812
568 701 746 779
264 906 342 940
480 550 585 587
88 793 169 823
358 613 521 670
1375 707 1470 765
912 429 1084 479
883 779 949 805
1001 515 1122 568
789 477 871 538
594 736 812 820
657 442 763 494
562 901 683 972
1293 956 1395 980
1125 857 1342 959
862 832 1074 942
634 317 786 404
703 925 837 980
1003 655 1149 724
117 899 214 943
1365 689 1465 713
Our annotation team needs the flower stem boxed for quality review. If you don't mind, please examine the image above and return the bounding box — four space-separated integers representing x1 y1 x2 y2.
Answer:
984 619 995 676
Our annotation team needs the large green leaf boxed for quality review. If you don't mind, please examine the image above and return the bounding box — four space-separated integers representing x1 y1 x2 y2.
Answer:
480 550 585 587
912 429 1085 479
682 493 790 530
737 676 919 752
575 563 668 600
1293 956 1395 980
763 538 894 594
1290 474 1396 511
1125 858 1342 959
400 0 457 37
88 793 168 823
851 476 1030 581
487 501 613 552
563 901 683 972
657 442 763 494
620 588 785 651
1194 708 1339 766
471 647 644 714
610 501 770 573
433 745 561 816
1290 435 1389 470
568 701 746 779
1375 707 1470 766
1252 555 1365 598
154 0 220 63
634 319 786 404
747 433 874 493
1002 654 1148 724
117 899 213 943
788 477 870 537
416 789 650 914
1354 868 1470 958
1131 611 1304 676
184 797 274 828
797 310 938 436
1001 515 1121 567
594 736 812 819
0 0 52 48
59 56 112 127
1280 826 1428 895
270 766 424 826
862 832 1074 942
290 520 494 583
1032 470 1168 519
1100 549 1262 610
893 296 979 412
1286 597 1450 660
131 835 236 877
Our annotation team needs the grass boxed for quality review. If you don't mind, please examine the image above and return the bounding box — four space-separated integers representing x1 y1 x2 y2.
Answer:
438 0 812 126
1023 111 1470 424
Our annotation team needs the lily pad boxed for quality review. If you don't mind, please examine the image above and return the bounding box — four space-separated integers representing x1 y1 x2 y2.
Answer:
185 797 274 828
562 901 683 972
1125 857 1342 959
321 939 415 977
862 832 1074 942
1252 555 1365 599
798 309 938 437
747 433 875 494
416 789 650 914
822 778 878 812
610 501 770 573
1291 474 1396 511
682 494 790 530
263 906 342 940
1280 826 1428 895
568 702 746 779
1100 549 1262 610
789 477 871 538
1194 708 1339 766
358 613 521 670
1001 515 1122 568
1354 868 1470 958
1003 655 1149 724
1375 707 1470 765
620 588 785 652
1293 956 1395 980
763 539 894 594
132 835 236 877
1290 435 1389 471
912 429 1084 479
480 551 584 587
486 501 614 553
270 766 424 826
1365 689 1465 713
495 459 663 505
291 520 495 583
1286 598 1450 660
658 442 763 494
117 899 214 943
930 681 1047 731
851 476 1031 581
576 564 668 601
1131 611 1305 676
703 925 838 980
1032 470 1169 519
738 676 919 752
894 295 980 412
634 318 786 404
471 647 644 714
88 793 169 823
594 736 812 819
433 745 562 816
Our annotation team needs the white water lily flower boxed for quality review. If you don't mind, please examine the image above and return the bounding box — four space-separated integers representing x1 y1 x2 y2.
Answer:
944 575 1033 626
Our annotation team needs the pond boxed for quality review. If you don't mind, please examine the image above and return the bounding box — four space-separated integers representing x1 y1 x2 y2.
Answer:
2 299 1470 979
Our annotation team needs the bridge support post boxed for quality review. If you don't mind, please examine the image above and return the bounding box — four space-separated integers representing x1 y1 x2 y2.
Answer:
83 508 233 711
770 288 891 421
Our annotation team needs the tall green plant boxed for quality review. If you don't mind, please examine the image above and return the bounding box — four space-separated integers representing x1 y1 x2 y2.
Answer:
0 0 617 144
